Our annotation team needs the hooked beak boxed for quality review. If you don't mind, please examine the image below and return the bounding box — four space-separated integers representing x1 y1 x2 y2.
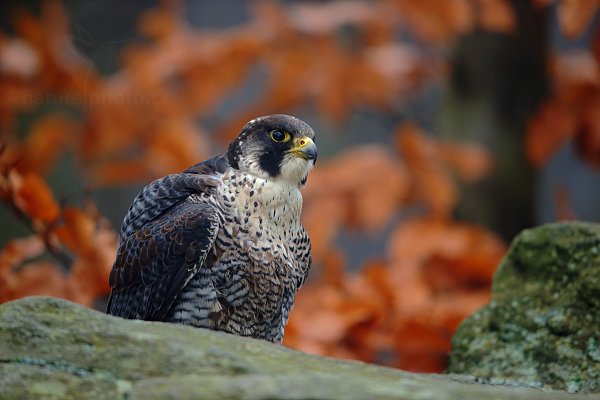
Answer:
288 137 317 163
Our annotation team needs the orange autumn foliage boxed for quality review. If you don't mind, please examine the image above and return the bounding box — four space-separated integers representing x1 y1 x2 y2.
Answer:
18 114 77 175
557 0 600 39
11 171 61 223
286 124 503 371
525 6 600 168
393 0 515 43
0 165 117 307
1 0 598 374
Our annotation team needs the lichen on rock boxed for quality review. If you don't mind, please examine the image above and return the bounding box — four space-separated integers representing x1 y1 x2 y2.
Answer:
0 296 581 399
447 222 600 394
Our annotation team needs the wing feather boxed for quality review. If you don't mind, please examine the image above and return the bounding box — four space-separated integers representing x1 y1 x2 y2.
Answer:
119 173 218 243
107 160 225 321
107 201 219 320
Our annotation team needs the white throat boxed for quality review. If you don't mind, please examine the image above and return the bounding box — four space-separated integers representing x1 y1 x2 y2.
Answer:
221 170 304 225
256 177 303 222
278 154 314 187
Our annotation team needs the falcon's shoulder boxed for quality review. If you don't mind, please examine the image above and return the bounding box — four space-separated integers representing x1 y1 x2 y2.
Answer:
183 152 230 176
118 153 228 242
107 154 229 320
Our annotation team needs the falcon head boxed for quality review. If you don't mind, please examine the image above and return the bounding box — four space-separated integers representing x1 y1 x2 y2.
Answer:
227 114 317 186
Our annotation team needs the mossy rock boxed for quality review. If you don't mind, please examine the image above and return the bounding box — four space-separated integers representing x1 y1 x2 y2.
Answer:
0 296 582 399
448 222 600 394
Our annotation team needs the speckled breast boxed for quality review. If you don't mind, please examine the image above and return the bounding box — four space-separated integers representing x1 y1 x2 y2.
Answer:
208 171 307 339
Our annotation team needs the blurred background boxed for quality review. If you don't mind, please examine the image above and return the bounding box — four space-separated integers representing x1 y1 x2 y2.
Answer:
1 0 599 373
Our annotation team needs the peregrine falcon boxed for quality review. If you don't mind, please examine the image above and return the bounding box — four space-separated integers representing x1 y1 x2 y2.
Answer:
106 114 316 342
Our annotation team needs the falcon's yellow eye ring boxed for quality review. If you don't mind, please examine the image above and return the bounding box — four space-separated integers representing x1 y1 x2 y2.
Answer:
270 130 290 143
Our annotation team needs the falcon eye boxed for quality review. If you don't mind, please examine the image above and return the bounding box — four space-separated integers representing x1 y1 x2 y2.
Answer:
270 130 290 143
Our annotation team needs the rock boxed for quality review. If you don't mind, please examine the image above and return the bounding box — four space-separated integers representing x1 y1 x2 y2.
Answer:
0 297 580 399
447 222 600 394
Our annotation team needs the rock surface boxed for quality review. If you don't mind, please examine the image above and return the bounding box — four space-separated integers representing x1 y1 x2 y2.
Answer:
0 296 584 400
448 222 600 394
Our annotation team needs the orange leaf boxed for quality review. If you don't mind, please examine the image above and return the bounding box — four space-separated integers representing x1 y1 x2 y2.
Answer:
12 171 60 223
301 196 346 261
68 254 111 306
0 235 45 276
304 145 408 232
395 123 457 217
288 1 378 35
437 142 493 183
138 7 181 40
87 159 150 186
55 208 116 302
387 217 505 295
557 0 600 39
54 207 95 254
20 114 77 174
525 99 577 167
145 119 208 176
1 261 71 302
294 309 350 343
394 0 473 44
552 52 600 92
0 38 40 78
321 249 346 288
393 317 450 372
477 0 516 33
